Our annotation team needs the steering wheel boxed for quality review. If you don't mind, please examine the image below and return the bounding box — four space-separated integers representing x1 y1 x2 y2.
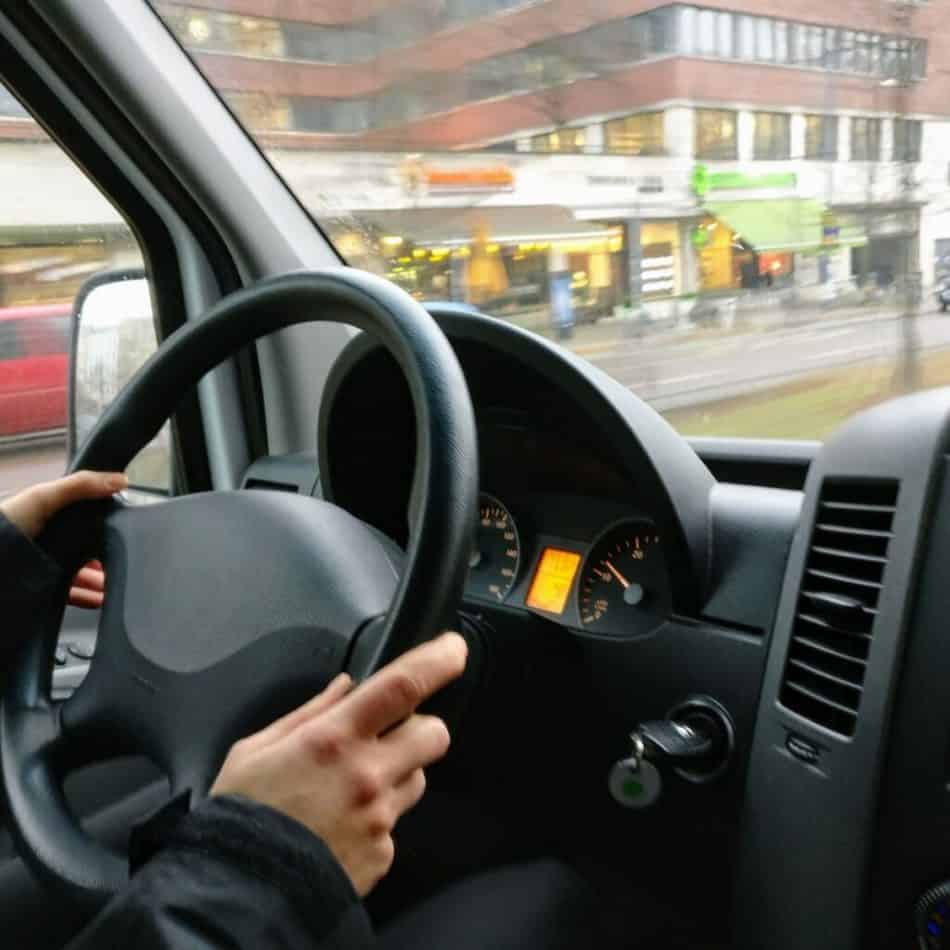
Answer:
0 270 478 911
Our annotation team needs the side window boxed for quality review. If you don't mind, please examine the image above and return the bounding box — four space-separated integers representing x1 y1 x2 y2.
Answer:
0 78 170 499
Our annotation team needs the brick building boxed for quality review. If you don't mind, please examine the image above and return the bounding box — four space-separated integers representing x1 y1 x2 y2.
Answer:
3 0 949 322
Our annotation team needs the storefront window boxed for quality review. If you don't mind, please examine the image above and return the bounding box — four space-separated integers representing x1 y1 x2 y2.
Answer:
804 114 837 160
753 111 790 160
894 119 922 162
225 92 292 131
851 117 882 161
695 109 737 160
293 96 371 134
530 129 587 153
161 4 286 58
605 112 665 156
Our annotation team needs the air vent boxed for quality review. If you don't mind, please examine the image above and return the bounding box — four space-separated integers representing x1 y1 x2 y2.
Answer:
244 479 298 492
779 478 898 736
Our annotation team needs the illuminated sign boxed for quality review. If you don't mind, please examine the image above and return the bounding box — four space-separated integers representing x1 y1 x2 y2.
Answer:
526 547 581 615
692 164 797 195
400 159 515 194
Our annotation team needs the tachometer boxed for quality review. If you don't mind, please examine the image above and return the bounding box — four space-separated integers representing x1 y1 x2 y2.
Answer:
577 520 670 636
467 493 521 603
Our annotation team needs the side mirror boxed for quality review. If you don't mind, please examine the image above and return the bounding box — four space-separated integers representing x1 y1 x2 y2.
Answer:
69 269 171 493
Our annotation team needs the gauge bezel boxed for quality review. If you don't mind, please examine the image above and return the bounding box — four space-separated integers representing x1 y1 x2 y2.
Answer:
467 491 522 604
575 516 667 635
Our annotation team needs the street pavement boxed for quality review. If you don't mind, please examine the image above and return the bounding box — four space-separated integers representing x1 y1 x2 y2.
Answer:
3 306 950 494
0 439 66 500
566 306 950 410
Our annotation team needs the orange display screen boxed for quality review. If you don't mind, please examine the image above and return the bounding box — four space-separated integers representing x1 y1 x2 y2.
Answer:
526 547 581 615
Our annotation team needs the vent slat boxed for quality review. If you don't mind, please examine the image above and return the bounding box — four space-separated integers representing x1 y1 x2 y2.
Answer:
814 523 893 541
792 635 869 668
820 501 896 515
780 478 898 737
810 545 888 566
798 598 877 619
796 610 873 639
805 567 882 591
782 681 860 719
787 657 863 691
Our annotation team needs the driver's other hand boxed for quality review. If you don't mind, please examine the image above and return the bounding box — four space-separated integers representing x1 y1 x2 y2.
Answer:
211 631 468 897
68 559 106 610
1 470 127 539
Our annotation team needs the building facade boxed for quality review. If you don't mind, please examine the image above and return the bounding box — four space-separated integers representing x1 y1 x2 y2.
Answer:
2 0 948 323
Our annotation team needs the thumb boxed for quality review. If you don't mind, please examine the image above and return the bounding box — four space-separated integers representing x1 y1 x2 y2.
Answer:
37 471 128 518
3 471 128 539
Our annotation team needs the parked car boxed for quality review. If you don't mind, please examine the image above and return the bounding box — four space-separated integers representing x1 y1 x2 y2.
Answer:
0 301 70 438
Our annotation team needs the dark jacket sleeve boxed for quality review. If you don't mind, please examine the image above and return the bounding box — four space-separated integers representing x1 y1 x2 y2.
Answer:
0 511 65 671
67 796 375 949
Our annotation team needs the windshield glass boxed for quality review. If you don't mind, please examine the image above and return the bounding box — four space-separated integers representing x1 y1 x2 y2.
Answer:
151 1 946 440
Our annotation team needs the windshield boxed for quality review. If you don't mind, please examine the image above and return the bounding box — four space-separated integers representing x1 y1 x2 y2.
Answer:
151 1 946 440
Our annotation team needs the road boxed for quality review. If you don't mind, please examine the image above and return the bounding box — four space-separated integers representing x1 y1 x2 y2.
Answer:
0 438 67 500
573 309 950 410
3 309 950 491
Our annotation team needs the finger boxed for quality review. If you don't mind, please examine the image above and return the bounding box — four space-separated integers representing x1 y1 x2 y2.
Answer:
389 768 427 820
378 714 450 782
68 586 104 609
73 566 105 593
36 471 128 520
335 632 467 738
245 674 354 750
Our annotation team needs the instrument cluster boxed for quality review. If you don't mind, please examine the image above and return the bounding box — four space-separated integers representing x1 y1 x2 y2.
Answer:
466 490 672 639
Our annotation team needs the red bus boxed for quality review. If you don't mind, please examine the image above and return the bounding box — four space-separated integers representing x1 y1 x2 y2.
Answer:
0 302 71 439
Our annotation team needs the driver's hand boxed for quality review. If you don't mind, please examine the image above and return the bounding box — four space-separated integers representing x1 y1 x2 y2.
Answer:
1 471 127 609
211 632 467 897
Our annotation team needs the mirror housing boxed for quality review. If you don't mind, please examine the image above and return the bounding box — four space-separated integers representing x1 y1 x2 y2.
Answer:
68 269 170 492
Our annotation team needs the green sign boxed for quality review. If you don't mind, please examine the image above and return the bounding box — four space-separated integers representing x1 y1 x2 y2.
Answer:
691 164 710 197
692 166 797 193
691 226 710 248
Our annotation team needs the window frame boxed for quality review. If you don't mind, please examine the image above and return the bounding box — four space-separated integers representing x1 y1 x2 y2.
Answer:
893 117 922 162
804 113 838 160
752 110 790 161
851 116 882 161
604 111 665 156
695 107 738 161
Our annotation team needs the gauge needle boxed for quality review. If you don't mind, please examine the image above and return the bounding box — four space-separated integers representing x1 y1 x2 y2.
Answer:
605 561 630 588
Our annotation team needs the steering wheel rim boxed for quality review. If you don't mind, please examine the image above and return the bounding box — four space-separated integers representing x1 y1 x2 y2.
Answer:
0 269 478 911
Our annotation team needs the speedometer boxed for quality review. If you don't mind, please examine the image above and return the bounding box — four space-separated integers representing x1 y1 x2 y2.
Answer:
466 493 521 603
577 520 670 636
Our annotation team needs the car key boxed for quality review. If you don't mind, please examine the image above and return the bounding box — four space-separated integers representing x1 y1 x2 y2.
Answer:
608 732 663 809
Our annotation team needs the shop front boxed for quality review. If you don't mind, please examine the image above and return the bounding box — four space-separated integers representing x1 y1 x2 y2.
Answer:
696 199 825 291
343 206 626 327
840 207 920 289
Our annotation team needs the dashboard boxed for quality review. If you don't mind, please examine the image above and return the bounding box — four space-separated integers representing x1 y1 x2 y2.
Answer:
45 302 950 950
320 333 682 639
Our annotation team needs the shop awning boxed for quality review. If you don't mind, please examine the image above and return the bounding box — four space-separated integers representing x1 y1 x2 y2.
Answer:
352 205 614 247
706 199 826 253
